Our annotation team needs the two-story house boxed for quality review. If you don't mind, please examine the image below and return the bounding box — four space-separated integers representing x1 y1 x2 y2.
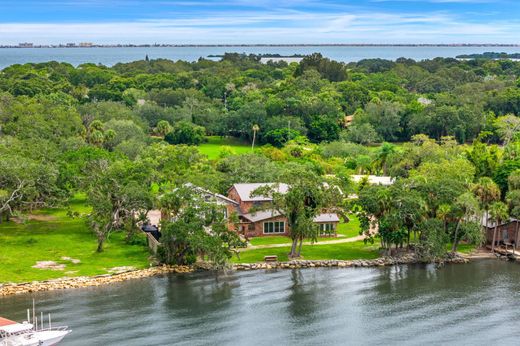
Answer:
227 183 340 238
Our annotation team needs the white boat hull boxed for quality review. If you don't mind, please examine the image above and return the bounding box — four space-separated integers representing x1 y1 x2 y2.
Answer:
1 330 70 346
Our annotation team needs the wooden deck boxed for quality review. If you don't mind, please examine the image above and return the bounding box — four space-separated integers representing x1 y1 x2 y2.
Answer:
486 245 519 259
146 232 160 254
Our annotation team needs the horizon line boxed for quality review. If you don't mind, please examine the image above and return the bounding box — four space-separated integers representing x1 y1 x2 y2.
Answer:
2 43 520 47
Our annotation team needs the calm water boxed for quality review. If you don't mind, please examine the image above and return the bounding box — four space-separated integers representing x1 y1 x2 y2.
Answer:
1 260 520 345
1 46 520 69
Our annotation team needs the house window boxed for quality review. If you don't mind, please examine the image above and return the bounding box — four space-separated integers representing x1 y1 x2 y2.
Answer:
264 221 285 234
319 223 335 235
248 223 255 231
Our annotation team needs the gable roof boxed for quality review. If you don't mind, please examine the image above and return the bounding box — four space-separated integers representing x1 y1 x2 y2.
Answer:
241 210 340 224
185 183 239 206
241 210 282 222
481 212 519 228
230 183 289 202
313 213 340 223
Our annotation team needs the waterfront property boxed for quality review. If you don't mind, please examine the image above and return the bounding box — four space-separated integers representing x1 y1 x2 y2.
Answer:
226 183 341 238
145 183 342 240
482 215 520 250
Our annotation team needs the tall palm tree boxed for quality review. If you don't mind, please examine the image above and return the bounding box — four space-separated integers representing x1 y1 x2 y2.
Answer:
506 189 520 253
437 204 452 235
452 192 480 252
489 201 509 252
472 177 501 237
156 120 172 137
251 124 260 151
374 142 396 175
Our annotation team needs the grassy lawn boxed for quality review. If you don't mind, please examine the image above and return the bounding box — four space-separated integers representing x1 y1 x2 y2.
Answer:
233 241 379 263
447 243 477 254
198 136 256 159
337 214 361 238
0 195 150 283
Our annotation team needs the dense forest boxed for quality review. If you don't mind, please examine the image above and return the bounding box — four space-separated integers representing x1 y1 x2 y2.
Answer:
1 53 519 263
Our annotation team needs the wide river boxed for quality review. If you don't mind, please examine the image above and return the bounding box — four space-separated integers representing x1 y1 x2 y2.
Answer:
1 46 520 69
1 260 520 345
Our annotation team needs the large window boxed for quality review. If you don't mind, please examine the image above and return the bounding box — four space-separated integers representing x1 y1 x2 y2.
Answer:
264 221 285 234
319 223 335 235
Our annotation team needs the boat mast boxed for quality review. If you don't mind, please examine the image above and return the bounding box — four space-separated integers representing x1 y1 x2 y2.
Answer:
32 299 36 327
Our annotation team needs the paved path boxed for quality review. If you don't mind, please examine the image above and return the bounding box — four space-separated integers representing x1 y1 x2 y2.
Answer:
245 235 366 251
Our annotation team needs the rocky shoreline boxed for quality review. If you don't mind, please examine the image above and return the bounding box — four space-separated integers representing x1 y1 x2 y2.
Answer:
232 253 469 270
0 265 193 297
0 253 474 297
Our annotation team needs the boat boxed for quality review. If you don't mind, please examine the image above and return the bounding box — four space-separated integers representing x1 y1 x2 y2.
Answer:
0 303 70 346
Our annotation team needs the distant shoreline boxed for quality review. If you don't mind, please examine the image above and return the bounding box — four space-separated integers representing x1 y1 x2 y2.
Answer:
1 43 520 49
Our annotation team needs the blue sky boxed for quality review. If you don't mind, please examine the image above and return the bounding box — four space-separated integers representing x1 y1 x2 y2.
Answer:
0 0 519 44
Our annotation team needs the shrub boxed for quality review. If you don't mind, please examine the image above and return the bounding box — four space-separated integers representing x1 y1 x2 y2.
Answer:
165 121 206 145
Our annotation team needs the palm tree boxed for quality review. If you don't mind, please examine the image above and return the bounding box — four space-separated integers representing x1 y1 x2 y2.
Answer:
437 204 452 235
452 192 480 252
89 129 105 147
489 201 509 252
472 177 501 237
374 142 396 175
251 124 260 151
156 120 172 137
506 189 520 253
505 170 520 253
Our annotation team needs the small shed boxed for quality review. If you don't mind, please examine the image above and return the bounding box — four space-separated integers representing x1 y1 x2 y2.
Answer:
482 214 520 249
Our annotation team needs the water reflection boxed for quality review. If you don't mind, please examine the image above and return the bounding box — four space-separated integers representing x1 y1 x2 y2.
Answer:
2 260 520 345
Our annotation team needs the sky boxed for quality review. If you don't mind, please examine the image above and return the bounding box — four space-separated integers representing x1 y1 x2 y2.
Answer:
0 0 519 44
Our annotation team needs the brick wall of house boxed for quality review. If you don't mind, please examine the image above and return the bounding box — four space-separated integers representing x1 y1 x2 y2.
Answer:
244 216 290 238
227 186 269 213
486 222 520 244
227 187 241 204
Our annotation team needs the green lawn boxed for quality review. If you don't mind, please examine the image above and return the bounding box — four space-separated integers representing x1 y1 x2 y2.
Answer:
0 195 150 283
197 136 256 159
337 214 361 237
447 243 477 254
233 241 380 263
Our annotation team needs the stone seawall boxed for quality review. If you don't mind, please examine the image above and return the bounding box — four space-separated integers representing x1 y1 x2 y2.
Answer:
0 265 193 297
232 254 469 270
1 254 469 297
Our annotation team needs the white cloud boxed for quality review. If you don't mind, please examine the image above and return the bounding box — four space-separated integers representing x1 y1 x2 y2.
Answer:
0 8 519 44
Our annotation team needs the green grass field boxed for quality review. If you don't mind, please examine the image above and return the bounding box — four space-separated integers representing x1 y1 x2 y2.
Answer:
337 214 361 237
198 136 256 159
233 241 380 263
447 243 476 254
0 195 150 283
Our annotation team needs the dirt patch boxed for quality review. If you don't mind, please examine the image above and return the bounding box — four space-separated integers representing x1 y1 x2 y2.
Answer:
11 214 58 223
107 266 136 274
29 214 58 222
32 261 66 271
61 256 81 264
